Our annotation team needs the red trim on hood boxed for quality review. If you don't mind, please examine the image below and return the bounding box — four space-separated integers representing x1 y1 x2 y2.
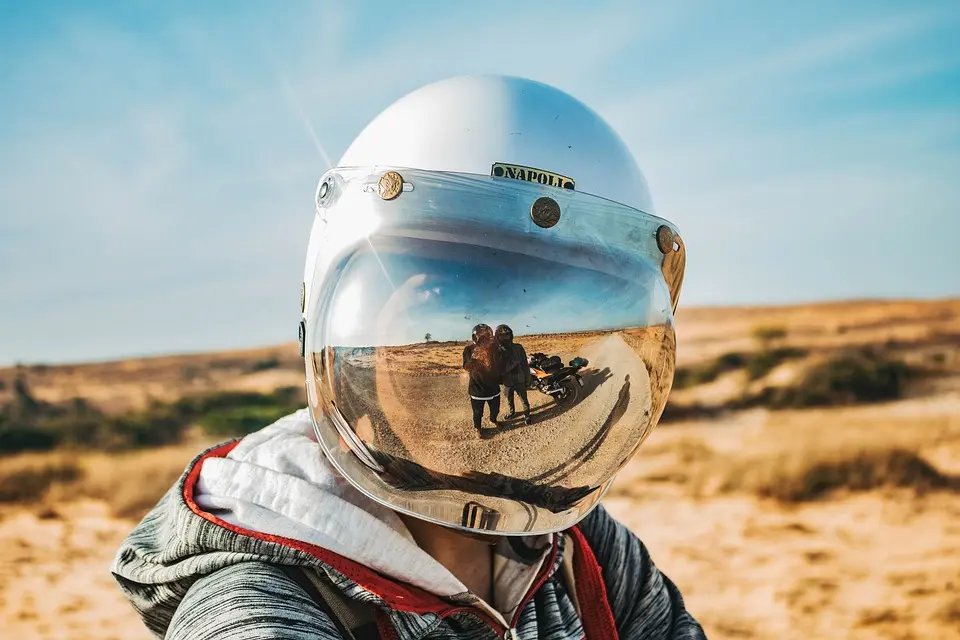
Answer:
569 525 619 639
509 534 561 629
182 442 453 614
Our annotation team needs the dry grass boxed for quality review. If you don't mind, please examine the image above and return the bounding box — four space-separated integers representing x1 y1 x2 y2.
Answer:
0 455 81 503
715 446 956 501
0 345 305 414
0 440 210 520
615 425 960 503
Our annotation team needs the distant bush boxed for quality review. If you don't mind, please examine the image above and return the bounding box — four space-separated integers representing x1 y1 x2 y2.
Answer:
673 346 808 389
0 423 59 452
732 448 956 502
200 406 294 437
673 352 746 389
0 444 199 519
196 386 304 438
752 325 787 344
0 458 82 503
249 358 281 373
173 386 302 416
180 365 204 381
659 401 723 423
634 439 958 503
744 346 808 380
0 381 306 454
770 348 913 408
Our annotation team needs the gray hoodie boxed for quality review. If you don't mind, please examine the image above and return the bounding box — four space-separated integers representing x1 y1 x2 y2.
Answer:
111 409 706 639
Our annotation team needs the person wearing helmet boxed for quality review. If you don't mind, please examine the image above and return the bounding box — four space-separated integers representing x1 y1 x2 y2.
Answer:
463 323 505 432
112 75 702 639
495 324 532 425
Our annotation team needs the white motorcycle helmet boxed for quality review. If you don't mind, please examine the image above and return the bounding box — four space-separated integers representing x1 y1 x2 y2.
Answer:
301 75 685 535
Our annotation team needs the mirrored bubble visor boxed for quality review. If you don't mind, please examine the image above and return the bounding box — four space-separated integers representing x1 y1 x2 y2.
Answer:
304 166 685 535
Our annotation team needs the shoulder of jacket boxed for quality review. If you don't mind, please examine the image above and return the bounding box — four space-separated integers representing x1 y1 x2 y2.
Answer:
575 507 707 638
165 561 345 640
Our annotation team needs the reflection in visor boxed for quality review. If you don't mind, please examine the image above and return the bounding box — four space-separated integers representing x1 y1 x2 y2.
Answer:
305 168 682 534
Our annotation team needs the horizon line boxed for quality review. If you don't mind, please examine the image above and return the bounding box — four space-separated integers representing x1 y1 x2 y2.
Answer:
1 294 955 370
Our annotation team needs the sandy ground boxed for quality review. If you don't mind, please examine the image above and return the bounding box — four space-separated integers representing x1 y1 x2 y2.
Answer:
0 501 152 640
346 333 652 487
605 488 960 639
2 443 957 640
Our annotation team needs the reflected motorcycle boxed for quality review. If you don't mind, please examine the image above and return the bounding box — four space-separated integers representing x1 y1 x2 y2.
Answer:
527 353 589 406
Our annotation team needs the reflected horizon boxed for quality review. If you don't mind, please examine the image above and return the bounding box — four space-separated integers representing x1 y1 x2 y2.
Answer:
312 235 672 349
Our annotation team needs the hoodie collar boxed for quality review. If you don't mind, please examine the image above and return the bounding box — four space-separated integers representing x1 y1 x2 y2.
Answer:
190 410 556 623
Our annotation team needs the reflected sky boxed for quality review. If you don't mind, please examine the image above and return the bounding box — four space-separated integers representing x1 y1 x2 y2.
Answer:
320 236 671 347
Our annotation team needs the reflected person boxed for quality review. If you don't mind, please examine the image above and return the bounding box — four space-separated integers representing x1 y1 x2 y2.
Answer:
462 323 505 433
495 324 532 425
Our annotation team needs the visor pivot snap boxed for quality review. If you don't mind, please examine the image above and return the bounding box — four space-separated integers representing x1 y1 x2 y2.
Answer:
377 171 404 200
530 196 561 228
656 225 677 254
298 320 306 357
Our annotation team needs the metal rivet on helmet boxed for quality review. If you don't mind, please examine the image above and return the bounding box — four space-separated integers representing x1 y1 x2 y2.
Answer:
656 225 676 254
530 196 561 228
377 171 404 200
316 177 334 209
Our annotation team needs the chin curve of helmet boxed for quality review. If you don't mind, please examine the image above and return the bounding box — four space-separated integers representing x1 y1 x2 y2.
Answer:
300 75 686 536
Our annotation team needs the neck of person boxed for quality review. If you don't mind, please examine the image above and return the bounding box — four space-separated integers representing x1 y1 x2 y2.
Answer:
400 515 497 603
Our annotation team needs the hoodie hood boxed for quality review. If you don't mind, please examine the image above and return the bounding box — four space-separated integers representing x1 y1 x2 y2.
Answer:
111 410 560 636
192 410 553 615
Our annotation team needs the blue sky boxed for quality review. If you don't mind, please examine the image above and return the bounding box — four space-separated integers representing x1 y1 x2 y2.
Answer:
2 0 958 363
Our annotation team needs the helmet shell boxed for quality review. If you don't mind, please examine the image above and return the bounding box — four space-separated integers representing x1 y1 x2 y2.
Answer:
304 75 658 308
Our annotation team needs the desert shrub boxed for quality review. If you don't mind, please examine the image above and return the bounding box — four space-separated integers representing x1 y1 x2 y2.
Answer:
673 347 808 389
103 404 187 449
645 441 958 503
744 346 808 380
196 386 304 437
0 423 60 453
752 325 787 344
175 386 302 416
180 365 203 380
0 457 82 503
771 349 912 408
658 401 722 423
735 448 956 502
1 444 204 519
0 385 306 454
673 352 746 389
11 375 42 415
249 358 281 373
199 405 294 437
18 399 187 452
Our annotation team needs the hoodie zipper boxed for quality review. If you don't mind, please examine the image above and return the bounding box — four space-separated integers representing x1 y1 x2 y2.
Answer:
449 540 560 640
439 537 560 639
506 537 560 635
